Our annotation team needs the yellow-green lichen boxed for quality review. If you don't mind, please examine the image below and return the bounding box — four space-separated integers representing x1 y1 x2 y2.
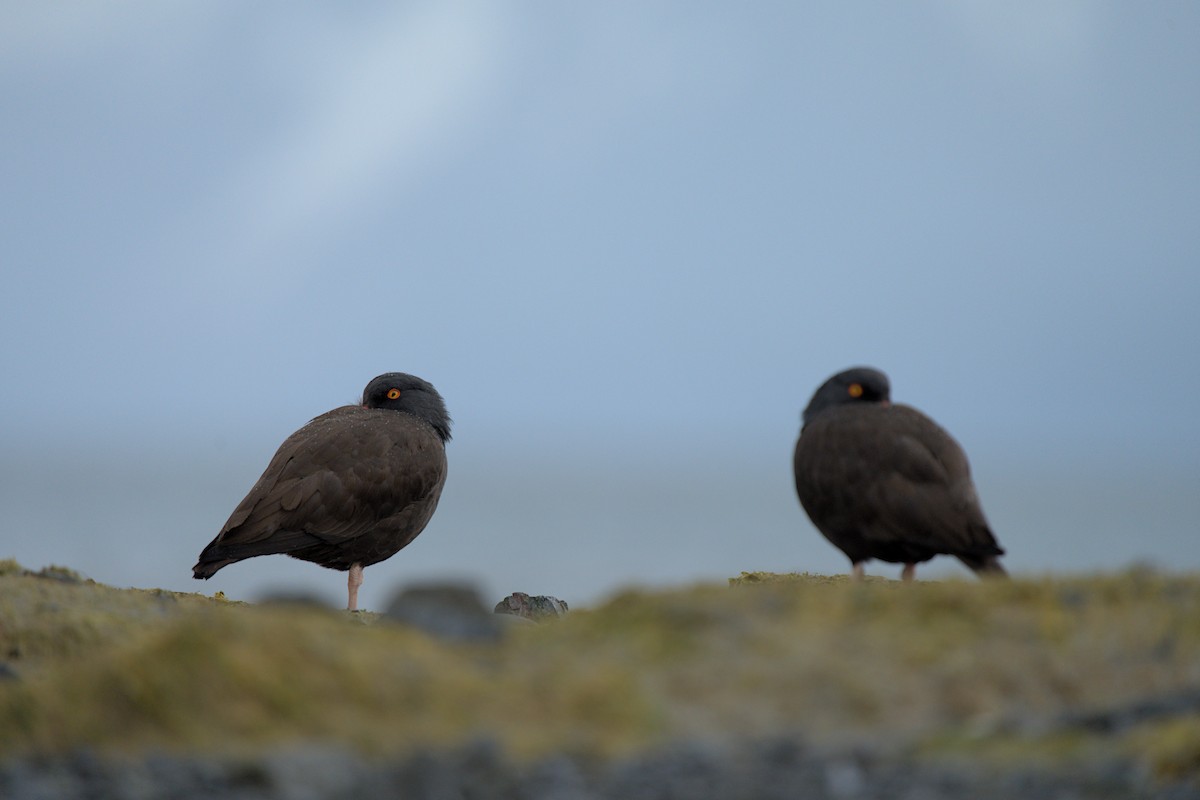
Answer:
1125 713 1200 780
0 560 1198 782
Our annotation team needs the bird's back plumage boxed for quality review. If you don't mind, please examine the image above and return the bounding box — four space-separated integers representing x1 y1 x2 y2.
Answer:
193 373 451 593
793 367 1005 578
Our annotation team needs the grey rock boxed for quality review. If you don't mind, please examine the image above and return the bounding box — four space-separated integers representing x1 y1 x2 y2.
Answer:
0 736 1195 800
257 744 367 800
385 582 505 642
494 592 569 621
524 754 594 800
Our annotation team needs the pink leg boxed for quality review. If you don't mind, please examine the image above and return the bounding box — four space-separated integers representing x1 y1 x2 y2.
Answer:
901 563 916 582
851 562 865 581
347 563 364 611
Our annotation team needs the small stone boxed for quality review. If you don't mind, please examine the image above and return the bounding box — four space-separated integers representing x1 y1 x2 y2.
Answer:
494 592 569 622
825 758 866 797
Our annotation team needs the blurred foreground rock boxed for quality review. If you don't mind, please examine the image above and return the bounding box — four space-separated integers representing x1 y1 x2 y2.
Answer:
385 582 510 642
1 737 1195 800
383 583 571 641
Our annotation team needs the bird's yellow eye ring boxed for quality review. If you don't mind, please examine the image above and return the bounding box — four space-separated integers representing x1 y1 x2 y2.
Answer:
386 388 401 400
848 383 864 398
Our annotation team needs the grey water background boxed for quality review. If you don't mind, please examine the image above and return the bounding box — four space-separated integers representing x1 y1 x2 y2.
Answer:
2 3 1198 610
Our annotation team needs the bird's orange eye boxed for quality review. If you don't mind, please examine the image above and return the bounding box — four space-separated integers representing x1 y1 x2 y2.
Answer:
386 388 401 400
848 383 864 398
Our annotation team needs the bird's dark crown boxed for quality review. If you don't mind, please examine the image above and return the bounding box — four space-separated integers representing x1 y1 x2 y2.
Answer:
362 372 453 442
802 366 891 426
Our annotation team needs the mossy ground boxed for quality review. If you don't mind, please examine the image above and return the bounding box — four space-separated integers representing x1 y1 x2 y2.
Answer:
1 559 1198 781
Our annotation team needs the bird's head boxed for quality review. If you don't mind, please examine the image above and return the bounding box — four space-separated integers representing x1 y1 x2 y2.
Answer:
802 366 891 426
362 373 453 442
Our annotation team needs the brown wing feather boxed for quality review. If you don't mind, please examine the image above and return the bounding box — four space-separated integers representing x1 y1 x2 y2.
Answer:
862 407 997 552
194 406 447 576
794 404 1002 567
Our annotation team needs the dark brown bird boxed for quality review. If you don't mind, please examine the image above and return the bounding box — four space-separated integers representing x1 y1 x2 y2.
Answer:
793 367 1006 581
193 373 451 610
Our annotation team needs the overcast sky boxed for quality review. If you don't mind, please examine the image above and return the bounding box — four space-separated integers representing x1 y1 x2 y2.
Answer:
2 3 1197 607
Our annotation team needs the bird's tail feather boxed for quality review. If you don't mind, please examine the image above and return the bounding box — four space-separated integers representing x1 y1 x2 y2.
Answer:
192 554 240 579
959 553 1008 578
192 528 324 579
